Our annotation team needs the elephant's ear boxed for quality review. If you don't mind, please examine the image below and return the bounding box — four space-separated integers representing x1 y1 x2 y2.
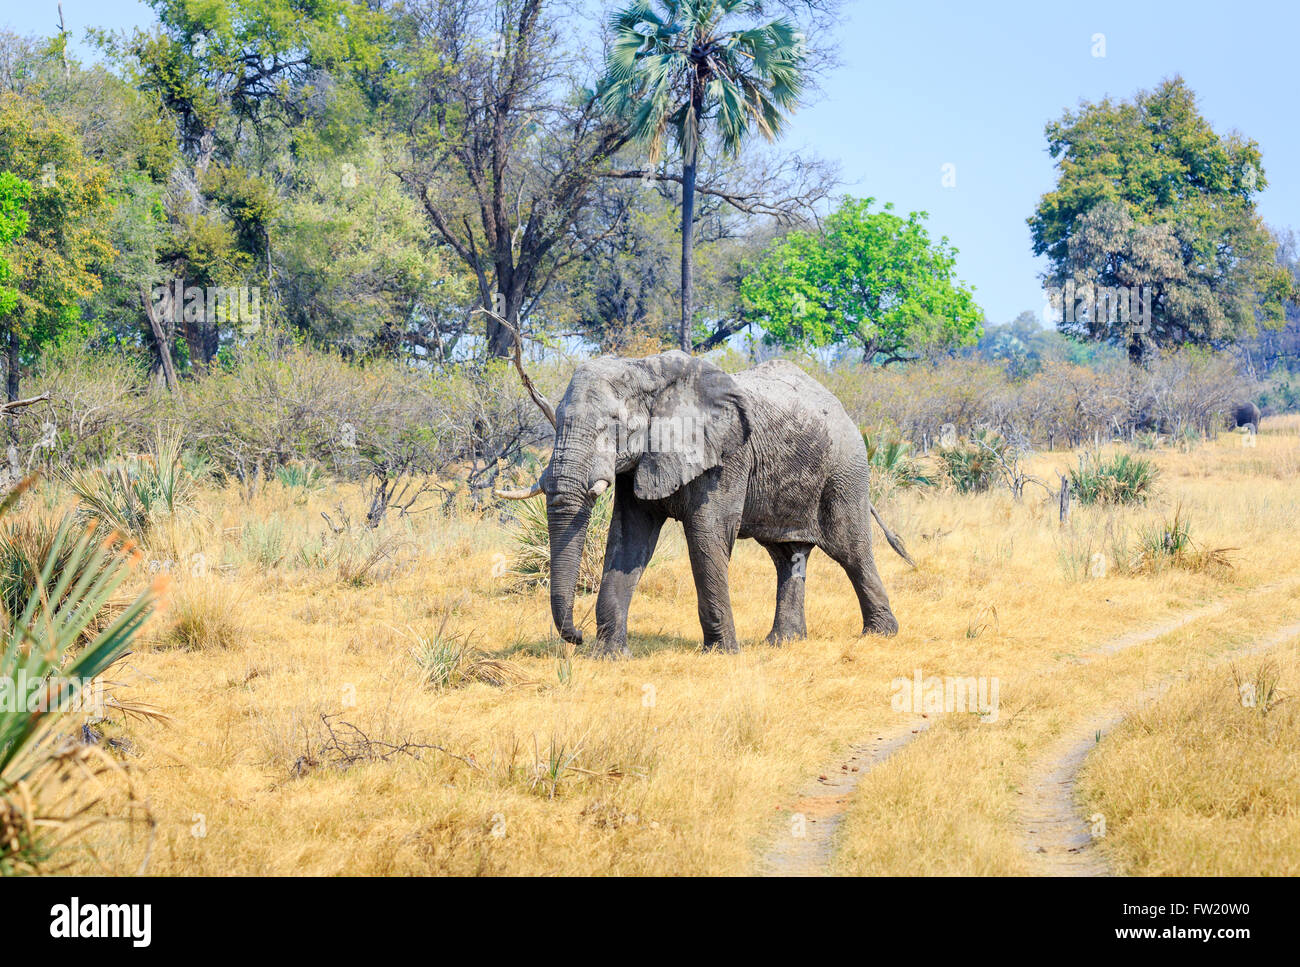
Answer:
633 354 748 501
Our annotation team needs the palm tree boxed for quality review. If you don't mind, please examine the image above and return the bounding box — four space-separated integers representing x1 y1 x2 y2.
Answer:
602 0 806 352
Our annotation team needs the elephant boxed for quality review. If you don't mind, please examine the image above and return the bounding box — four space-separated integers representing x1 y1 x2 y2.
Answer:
496 351 915 658
1231 401 1261 433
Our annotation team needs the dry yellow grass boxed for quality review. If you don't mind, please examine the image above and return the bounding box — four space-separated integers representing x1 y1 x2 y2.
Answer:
43 416 1300 875
1077 642 1300 875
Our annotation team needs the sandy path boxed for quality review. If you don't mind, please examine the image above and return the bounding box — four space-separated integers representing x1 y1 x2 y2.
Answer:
759 720 929 876
1021 617 1300 876
758 580 1300 876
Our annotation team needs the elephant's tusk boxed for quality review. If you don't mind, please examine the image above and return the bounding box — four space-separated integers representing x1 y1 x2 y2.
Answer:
495 483 543 500
588 479 610 497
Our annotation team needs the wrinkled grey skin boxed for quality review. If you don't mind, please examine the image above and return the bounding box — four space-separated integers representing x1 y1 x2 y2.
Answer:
1231 401 1261 433
539 351 908 658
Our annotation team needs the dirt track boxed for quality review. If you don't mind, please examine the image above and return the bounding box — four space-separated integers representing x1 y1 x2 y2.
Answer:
760 579 1300 876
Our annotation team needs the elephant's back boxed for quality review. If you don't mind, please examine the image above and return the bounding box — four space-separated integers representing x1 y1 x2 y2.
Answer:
1234 401 1261 425
733 361 870 543
735 361 858 432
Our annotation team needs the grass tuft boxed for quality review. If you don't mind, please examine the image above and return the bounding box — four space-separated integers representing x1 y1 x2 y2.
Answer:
1069 451 1159 505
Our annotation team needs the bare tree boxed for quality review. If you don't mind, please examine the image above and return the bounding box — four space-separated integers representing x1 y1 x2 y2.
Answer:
396 0 632 357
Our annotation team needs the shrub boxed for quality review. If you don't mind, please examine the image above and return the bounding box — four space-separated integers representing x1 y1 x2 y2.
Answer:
275 461 325 494
0 513 113 639
937 430 1006 494
1069 452 1158 505
60 429 196 541
863 431 932 501
24 342 159 469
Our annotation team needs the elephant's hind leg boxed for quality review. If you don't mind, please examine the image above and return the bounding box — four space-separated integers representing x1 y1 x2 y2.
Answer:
819 489 899 637
762 542 813 645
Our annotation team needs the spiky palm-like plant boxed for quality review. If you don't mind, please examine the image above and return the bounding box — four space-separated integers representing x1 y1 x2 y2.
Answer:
602 0 806 351
0 480 158 874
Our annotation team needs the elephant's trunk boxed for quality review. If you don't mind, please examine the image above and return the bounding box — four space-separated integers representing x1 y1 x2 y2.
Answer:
543 417 613 645
547 500 592 645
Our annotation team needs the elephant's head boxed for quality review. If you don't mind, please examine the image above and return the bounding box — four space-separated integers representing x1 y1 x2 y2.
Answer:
498 350 747 645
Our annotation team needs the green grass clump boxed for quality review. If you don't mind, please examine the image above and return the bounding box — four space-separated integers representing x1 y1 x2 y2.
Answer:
1069 452 1158 505
937 429 1005 494
506 493 612 594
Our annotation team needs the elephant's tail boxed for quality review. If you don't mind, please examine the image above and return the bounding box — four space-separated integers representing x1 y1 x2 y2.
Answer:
870 505 917 569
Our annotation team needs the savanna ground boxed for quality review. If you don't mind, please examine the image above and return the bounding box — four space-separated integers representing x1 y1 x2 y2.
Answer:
54 416 1300 876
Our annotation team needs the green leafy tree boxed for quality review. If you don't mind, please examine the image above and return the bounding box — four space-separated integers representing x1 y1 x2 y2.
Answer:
1029 76 1294 364
601 0 807 351
1 31 181 380
0 92 112 405
93 0 388 370
100 0 386 162
741 196 983 363
0 172 31 321
275 137 474 359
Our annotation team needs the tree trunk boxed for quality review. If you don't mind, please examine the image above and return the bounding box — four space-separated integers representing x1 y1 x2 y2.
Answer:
6 327 19 443
140 282 179 392
5 328 17 404
679 126 699 354
487 311 514 358
1127 329 1147 366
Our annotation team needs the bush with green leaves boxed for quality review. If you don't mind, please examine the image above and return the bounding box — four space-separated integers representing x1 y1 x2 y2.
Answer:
937 429 1006 494
274 461 324 493
0 512 110 643
863 431 932 501
60 430 196 541
1069 452 1159 505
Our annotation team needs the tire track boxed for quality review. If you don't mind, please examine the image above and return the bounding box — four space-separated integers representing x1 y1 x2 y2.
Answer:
758 579 1300 876
1021 617 1300 876
759 719 929 876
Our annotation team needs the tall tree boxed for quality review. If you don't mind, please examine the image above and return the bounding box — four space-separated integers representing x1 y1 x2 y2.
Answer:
0 31 183 383
394 0 631 357
562 165 781 352
1029 76 1294 364
741 196 983 363
275 136 474 360
601 0 806 351
95 0 386 368
0 92 112 405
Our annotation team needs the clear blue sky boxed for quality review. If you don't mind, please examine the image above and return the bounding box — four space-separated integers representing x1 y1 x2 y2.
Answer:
783 0 1300 325
7 0 1298 328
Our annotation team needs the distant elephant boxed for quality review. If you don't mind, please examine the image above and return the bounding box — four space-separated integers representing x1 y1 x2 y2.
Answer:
497 352 914 657
1231 401 1261 433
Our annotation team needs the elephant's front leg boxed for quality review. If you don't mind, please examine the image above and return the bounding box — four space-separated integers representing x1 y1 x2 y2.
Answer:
682 514 741 653
593 477 663 658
